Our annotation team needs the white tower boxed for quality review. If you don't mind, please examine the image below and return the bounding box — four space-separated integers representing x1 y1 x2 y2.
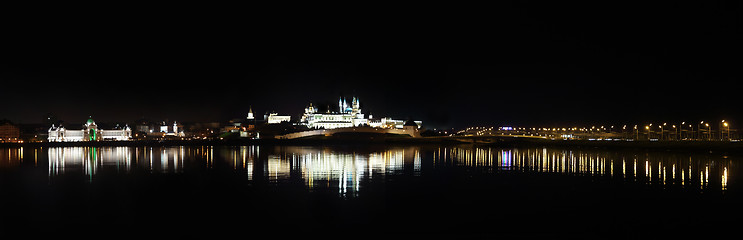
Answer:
339 97 343 113
247 106 255 120
352 97 360 114
342 98 348 113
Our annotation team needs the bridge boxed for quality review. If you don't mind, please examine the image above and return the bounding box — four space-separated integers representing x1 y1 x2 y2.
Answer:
275 126 420 139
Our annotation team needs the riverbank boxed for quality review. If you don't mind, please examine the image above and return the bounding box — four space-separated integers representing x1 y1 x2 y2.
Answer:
465 136 743 153
3 136 743 153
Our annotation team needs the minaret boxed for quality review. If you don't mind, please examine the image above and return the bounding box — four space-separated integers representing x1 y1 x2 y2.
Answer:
339 97 343 113
342 98 348 113
352 96 360 114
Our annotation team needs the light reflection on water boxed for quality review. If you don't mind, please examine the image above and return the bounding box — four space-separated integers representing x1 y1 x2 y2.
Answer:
45 147 187 178
434 147 734 191
0 146 735 193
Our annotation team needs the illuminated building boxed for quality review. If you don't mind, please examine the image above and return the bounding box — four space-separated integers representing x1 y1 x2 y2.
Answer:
48 117 132 142
0 120 20 142
247 106 255 120
300 96 367 129
266 113 291 124
148 121 185 138
300 96 421 129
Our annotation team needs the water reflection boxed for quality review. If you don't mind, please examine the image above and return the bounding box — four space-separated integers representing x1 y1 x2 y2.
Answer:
3 145 734 192
244 146 419 197
48 147 132 179
284 146 415 196
47 147 186 179
0 147 24 168
433 147 735 191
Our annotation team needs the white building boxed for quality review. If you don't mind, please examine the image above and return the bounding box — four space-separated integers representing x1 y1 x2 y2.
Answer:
48 118 132 142
368 117 423 129
266 113 291 124
300 96 369 129
300 96 423 130
149 121 185 138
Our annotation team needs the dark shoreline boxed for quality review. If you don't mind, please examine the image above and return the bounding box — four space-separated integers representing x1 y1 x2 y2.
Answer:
3 136 743 153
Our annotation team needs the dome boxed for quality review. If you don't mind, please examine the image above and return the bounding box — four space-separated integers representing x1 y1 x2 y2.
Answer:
86 118 95 126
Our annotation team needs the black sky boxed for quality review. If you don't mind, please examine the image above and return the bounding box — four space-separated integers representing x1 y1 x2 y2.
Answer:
1 2 740 129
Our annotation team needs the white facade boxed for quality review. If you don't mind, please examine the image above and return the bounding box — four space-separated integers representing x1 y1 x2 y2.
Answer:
367 118 423 129
300 97 369 129
247 106 255 120
48 118 132 142
267 113 291 124
300 96 422 130
150 121 185 137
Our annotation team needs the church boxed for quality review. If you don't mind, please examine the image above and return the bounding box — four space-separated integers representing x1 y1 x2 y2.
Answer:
48 117 132 142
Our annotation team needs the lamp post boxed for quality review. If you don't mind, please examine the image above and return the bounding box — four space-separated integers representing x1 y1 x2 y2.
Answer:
722 120 729 141
698 121 704 141
646 125 651 140
634 125 638 140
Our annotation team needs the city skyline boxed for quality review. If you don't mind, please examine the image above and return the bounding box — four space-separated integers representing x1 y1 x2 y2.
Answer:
1 3 741 236
2 2 740 129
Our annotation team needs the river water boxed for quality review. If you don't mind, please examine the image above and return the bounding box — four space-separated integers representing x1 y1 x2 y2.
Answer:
0 145 740 237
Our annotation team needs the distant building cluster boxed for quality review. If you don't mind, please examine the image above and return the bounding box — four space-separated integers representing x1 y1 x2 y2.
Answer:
17 95 423 143
300 96 421 130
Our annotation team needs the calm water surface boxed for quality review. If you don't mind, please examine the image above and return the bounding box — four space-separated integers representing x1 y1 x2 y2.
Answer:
1 145 740 237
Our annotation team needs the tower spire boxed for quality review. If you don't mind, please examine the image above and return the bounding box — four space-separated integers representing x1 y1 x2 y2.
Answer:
339 97 343 113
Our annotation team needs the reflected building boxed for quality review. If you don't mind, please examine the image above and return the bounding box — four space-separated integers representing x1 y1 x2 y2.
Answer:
285 146 415 196
48 147 132 178
47 146 186 179
217 146 419 196
135 146 186 173
0 148 24 168
36 145 736 193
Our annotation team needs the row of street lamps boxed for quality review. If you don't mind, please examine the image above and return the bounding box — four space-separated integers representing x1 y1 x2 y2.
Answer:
634 120 732 141
475 120 736 141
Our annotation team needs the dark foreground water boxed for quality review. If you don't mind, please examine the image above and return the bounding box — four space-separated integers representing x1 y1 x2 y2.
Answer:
1 145 740 237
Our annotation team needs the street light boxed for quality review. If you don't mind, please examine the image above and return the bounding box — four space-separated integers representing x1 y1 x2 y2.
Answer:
698 121 704 141
634 125 638 140
645 125 651 140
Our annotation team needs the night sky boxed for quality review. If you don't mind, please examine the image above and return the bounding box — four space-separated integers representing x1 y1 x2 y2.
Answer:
2 2 740 129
